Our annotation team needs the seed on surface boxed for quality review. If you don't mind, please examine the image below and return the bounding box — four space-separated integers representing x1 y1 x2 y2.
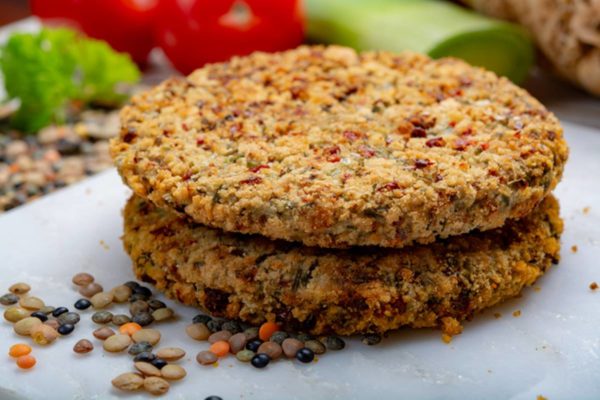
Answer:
9 283 30 295
93 327 116 340
74 299 92 310
128 293 148 303
44 320 60 330
305 339 326 355
192 314 212 325
123 281 140 290
112 314 131 326
16 354 36 369
251 353 270 369
161 364 186 380
31 324 59 344
324 336 345 350
205 397 223 400
92 311 113 324
129 300 150 316
111 285 132 303
186 323 210 341
208 330 232 344
103 334 132 352
257 342 282 360
58 312 80 325
296 348 315 363
129 341 153 356
147 299 166 310
243 327 259 341
236 349 255 362
228 333 247 354
295 333 314 342
30 311 48 322
0 293 19 306
72 273 94 286
269 331 289 345
120 322 143 336
156 347 185 362
134 351 157 363
221 320 242 334
14 317 42 336
209 341 230 357
133 285 152 298
19 296 44 311
79 282 103 298
90 292 113 309
73 339 94 354
282 338 304 358
245 339 263 353
152 307 174 322
258 322 279 341
361 334 382 346
196 350 218 365
51 307 68 317
9 343 31 357
57 323 75 336
4 307 29 323
143 376 170 396
39 306 55 315
132 312 154 327
151 358 168 369
206 319 223 333
111 372 144 391
131 328 161 345
135 361 162 377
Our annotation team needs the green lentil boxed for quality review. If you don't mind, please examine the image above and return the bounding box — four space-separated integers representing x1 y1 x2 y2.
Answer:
324 336 345 350
92 311 113 324
361 334 382 346
0 293 19 306
147 299 166 310
243 327 259 341
58 312 80 325
236 349 255 362
132 312 154 326
129 341 153 356
129 300 150 316
269 331 289 345
221 320 242 334
112 314 131 326
305 339 326 355
295 333 314 342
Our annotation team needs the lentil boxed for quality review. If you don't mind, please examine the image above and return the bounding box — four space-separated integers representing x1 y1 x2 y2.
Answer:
103 334 132 352
129 300 150 315
205 397 223 400
258 342 282 360
123 281 140 290
209 341 230 357
32 324 59 344
57 323 75 336
295 333 314 342
152 307 174 322
361 334 382 346
79 282 103 298
259 322 279 341
51 307 68 317
93 326 116 340
151 358 168 369
305 339 326 355
4 307 29 323
243 327 259 340
192 314 212 325
269 331 289 345
90 292 113 309
296 348 315 363
111 285 132 303
132 312 154 326
206 319 223 333
161 364 186 380
221 320 242 334
14 317 42 336
44 320 60 330
72 272 94 286
324 336 345 350
112 314 131 326
19 296 44 311
156 347 186 362
0 293 19 306
135 361 162 377
129 341 153 356
120 322 143 336
9 283 30 295
246 339 262 353
134 352 157 363
196 350 218 365
147 299 166 310
39 306 55 315
208 330 232 344
228 333 247 354
30 311 48 322
128 293 149 303
16 354 36 369
185 323 211 341
58 312 80 325
74 299 92 310
112 372 144 391
133 286 152 298
92 311 113 324
8 343 31 357
132 328 161 345
236 349 255 362
282 338 304 358
73 339 94 354
251 353 270 369
143 376 170 396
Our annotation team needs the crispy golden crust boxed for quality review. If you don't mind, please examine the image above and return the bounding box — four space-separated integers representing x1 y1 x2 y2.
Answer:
123 195 563 336
112 45 568 248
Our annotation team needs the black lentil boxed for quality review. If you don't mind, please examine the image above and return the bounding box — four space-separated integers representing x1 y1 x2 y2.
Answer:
123 281 140 290
74 299 92 310
58 312 80 325
132 312 154 327
246 339 262 352
58 323 75 335
269 331 289 345
192 314 212 325
133 286 152 298
129 341 153 356
361 334 382 346
251 353 270 369
0 293 19 306
205 397 223 400
296 348 315 363
151 358 167 369
133 351 157 363
30 311 48 322
51 307 68 317
324 336 345 350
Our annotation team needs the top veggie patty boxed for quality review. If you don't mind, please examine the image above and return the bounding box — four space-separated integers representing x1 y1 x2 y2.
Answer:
111 45 568 248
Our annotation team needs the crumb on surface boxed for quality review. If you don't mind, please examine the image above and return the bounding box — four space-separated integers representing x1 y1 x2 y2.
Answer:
583 206 590 215
441 333 453 344
513 310 522 317
590 282 598 291
571 245 578 253
99 240 109 250
493 312 502 319
533 286 541 292
537 395 548 400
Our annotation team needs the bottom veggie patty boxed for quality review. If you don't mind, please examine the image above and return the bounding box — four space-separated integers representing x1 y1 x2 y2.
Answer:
122 195 562 336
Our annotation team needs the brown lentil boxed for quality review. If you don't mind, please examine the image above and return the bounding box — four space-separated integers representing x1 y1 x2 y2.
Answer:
44 319 60 330
72 273 94 286
186 323 210 341
9 283 30 295
14 316 42 336
103 334 132 352
156 347 186 362
112 372 144 391
31 324 59 345
90 291 113 309
3 307 29 323
129 300 149 315
208 330 232 344
19 296 45 310
135 361 162 377
236 349 255 362
282 338 304 359
258 341 282 360
305 339 326 355
161 364 186 380
0 293 19 306
79 282 103 298
196 350 218 365
228 333 247 354
73 339 94 354
111 285 132 303
92 311 113 324
132 328 161 345
112 314 131 326
143 376 170 396
93 326 116 340
151 307 174 322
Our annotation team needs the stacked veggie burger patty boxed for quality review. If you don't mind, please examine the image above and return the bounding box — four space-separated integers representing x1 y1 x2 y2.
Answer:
111 46 568 336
